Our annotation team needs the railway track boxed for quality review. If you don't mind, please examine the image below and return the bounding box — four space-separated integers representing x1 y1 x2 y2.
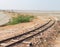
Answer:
0 19 55 47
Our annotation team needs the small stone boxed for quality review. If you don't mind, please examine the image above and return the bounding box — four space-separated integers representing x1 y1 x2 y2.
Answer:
0 43 8 46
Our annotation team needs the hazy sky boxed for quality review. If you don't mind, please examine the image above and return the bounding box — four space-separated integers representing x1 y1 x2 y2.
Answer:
0 0 60 10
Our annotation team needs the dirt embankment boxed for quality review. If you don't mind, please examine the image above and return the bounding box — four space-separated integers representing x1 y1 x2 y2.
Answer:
53 21 60 47
35 21 60 47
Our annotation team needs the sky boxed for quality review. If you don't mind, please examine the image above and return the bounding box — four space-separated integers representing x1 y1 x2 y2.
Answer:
0 0 60 11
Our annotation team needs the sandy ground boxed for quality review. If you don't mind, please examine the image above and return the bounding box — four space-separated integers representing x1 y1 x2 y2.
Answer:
54 34 60 47
0 15 50 41
53 21 60 47
0 11 60 47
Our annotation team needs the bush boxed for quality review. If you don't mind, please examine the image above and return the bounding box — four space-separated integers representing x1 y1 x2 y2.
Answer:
8 15 34 25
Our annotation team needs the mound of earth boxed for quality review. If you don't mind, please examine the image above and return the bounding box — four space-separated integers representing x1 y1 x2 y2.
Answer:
0 14 11 26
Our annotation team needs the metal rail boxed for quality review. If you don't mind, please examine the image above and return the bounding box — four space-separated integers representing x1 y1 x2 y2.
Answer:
0 19 55 47
0 20 51 42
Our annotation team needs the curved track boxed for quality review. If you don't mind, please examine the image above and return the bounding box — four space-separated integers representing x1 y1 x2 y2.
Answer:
0 19 55 47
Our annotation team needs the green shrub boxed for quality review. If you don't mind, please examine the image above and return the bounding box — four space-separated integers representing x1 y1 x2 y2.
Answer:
8 15 34 25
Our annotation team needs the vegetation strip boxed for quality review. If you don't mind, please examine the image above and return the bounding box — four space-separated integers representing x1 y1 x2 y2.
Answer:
8 15 34 25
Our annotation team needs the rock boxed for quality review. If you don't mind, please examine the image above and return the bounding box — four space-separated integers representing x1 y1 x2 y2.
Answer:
0 14 11 26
